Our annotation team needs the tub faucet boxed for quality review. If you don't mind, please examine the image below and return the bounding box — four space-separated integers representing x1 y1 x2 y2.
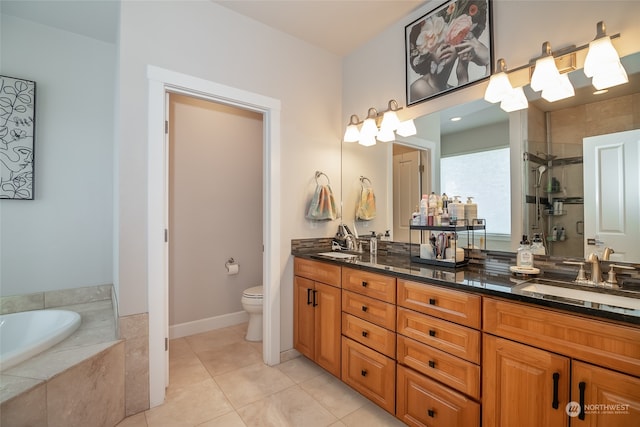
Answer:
587 252 602 286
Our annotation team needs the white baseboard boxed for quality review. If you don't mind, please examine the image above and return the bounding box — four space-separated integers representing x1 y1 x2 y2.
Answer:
169 310 249 339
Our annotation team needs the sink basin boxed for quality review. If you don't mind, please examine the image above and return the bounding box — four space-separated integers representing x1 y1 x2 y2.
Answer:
514 279 640 310
315 252 359 260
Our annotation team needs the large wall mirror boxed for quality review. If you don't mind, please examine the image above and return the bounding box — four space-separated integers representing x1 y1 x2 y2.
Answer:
342 51 640 262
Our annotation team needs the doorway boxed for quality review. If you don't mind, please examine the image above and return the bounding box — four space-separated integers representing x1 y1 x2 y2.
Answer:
168 93 263 335
147 66 281 407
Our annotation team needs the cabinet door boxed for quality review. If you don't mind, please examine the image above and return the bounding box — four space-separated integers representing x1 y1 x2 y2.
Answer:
314 281 342 378
571 361 640 427
483 334 570 427
293 276 315 360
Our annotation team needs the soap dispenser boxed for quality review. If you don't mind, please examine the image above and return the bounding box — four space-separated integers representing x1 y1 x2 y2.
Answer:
449 196 463 224
464 197 477 224
369 231 377 256
517 235 533 268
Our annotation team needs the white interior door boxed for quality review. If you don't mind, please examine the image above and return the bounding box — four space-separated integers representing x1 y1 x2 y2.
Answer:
393 149 427 242
583 129 640 261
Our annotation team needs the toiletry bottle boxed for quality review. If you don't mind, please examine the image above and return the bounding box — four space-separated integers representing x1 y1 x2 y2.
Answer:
559 227 566 241
517 235 533 268
441 193 449 213
465 197 477 225
531 233 546 255
419 195 428 226
370 231 377 256
411 205 420 226
449 196 462 225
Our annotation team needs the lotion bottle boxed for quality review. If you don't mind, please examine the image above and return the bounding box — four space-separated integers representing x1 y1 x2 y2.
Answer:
517 235 534 268
464 197 477 224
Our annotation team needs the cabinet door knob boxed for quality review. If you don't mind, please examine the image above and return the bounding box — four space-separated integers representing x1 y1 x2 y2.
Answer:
362 330 369 338
427 409 436 418
361 305 368 312
362 281 368 287
361 369 368 377
429 298 437 305
429 329 437 337
428 360 436 368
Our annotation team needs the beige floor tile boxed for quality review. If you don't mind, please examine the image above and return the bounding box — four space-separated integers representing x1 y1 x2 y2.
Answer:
236 385 338 427
185 328 244 353
116 411 148 426
328 421 348 427
169 353 212 389
214 362 295 408
145 378 234 427
198 342 263 376
276 356 326 384
169 337 197 360
299 372 368 419
197 410 247 427
340 401 405 427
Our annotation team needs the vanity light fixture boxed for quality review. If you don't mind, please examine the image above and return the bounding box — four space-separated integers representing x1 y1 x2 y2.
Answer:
343 99 417 146
483 21 626 110
531 42 575 102
584 21 628 90
484 59 528 112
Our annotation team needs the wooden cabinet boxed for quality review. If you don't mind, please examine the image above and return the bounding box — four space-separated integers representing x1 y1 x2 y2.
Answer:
293 260 341 378
397 365 480 427
341 267 396 414
396 280 482 426
571 361 640 426
483 334 570 427
483 297 640 427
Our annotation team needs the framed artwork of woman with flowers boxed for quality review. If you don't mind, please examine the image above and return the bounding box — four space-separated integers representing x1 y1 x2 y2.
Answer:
405 0 493 105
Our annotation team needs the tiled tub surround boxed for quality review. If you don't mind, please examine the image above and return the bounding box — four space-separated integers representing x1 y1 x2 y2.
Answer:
0 284 150 426
292 238 640 324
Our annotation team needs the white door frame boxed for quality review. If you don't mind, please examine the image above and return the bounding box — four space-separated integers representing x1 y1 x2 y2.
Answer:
147 65 281 407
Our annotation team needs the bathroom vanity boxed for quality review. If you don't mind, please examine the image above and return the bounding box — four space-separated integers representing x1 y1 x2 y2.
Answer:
292 251 640 427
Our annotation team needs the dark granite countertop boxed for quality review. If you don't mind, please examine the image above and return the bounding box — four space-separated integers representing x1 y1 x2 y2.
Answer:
293 250 640 326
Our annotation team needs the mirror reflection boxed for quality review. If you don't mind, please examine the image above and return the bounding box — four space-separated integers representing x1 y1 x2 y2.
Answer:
342 51 640 262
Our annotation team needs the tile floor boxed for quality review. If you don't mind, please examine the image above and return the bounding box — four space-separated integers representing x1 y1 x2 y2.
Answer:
116 323 406 427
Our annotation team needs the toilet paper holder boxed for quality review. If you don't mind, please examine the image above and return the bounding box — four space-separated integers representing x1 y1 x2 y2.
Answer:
225 258 236 270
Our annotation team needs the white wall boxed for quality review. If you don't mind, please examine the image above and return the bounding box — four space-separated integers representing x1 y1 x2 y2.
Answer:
117 2 343 353
0 15 115 295
441 121 509 157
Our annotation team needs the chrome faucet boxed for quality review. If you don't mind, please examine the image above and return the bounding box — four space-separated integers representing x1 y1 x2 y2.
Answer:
344 234 357 251
587 252 602 286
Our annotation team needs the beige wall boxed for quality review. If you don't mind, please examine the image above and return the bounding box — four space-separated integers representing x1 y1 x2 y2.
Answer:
168 94 263 326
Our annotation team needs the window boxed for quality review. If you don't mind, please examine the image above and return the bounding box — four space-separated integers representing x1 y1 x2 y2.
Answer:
440 147 511 235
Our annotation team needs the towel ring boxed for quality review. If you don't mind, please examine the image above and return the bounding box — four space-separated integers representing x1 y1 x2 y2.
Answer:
360 176 372 188
315 171 330 185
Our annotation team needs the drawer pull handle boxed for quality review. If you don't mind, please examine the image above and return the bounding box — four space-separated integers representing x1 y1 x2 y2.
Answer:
361 369 368 377
361 305 368 312
362 281 368 287
428 329 436 337
362 330 369 338
427 409 435 418
552 372 560 409
578 381 586 420
429 298 436 305
428 360 436 368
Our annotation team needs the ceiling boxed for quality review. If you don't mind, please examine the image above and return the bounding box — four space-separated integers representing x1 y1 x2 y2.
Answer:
1 0 425 56
214 1 424 57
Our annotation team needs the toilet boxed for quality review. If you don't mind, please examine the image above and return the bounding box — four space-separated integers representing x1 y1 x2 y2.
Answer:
241 286 263 341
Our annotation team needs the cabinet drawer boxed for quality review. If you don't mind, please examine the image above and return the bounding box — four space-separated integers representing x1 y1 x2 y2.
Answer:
342 268 396 303
397 365 480 427
484 298 640 377
294 258 341 287
397 307 480 364
397 280 481 328
397 335 480 399
341 337 395 414
342 290 396 331
342 313 396 358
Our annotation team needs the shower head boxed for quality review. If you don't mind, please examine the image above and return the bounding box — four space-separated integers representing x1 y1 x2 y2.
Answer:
537 165 547 186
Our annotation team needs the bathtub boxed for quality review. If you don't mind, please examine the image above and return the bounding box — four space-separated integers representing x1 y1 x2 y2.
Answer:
0 309 81 371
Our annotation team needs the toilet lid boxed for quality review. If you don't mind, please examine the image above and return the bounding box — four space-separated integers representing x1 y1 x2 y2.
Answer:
242 286 263 298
